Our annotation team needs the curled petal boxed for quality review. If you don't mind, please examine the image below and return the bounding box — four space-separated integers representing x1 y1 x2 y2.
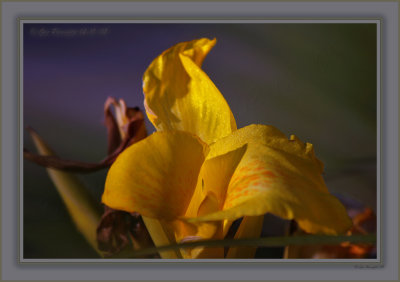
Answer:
143 38 236 144
184 144 247 219
207 124 324 176
105 97 147 148
96 207 154 257
104 97 123 153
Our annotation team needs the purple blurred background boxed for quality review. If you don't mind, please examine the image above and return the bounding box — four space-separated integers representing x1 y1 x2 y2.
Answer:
23 23 377 258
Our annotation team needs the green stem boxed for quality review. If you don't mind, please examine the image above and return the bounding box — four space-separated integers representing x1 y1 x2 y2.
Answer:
141 216 183 258
120 234 376 258
226 215 264 258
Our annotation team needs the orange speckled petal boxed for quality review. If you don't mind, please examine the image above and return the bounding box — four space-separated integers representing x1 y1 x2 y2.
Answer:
190 125 352 235
143 38 236 144
207 124 324 177
102 130 208 220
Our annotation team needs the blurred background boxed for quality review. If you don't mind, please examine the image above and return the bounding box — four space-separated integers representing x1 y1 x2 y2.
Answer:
23 23 377 258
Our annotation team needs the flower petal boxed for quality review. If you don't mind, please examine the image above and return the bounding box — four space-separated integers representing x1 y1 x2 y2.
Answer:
143 38 237 144
190 124 352 235
184 144 247 218
207 124 324 175
171 218 224 259
176 149 246 258
102 131 208 220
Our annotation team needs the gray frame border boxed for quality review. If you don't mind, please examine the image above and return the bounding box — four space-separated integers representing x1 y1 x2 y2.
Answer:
2 1 398 281
17 18 382 266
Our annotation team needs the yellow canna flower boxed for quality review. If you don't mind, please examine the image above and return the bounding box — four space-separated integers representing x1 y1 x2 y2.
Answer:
102 38 352 259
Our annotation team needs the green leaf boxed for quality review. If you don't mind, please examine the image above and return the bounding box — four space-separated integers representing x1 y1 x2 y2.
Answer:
27 128 103 256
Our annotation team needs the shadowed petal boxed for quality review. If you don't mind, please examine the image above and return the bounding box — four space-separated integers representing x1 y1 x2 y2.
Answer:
184 145 247 218
102 131 209 220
